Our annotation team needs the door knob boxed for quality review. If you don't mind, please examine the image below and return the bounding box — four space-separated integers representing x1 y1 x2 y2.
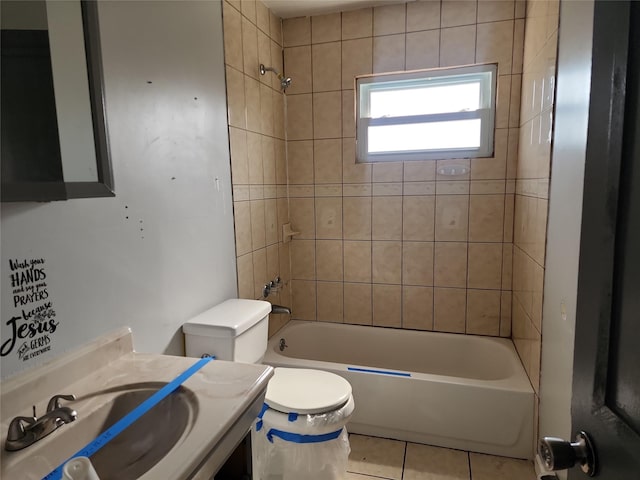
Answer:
538 431 597 476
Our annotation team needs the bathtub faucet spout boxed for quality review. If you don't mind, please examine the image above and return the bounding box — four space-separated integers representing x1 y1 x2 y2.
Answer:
271 304 291 315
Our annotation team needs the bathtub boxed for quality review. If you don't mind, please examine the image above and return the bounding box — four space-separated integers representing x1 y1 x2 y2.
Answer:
263 321 534 459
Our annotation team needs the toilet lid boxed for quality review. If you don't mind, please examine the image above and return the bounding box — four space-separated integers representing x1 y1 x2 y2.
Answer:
265 368 352 415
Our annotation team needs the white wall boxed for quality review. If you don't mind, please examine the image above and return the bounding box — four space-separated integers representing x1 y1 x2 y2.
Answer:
539 1 593 475
0 1 237 379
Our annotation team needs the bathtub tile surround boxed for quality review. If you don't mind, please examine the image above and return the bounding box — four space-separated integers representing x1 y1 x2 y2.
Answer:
512 0 559 426
346 434 536 480
283 1 524 337
222 0 291 336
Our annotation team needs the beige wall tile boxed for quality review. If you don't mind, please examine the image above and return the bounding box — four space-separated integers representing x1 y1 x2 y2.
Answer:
270 41 284 91
470 129 508 180
440 25 476 68
348 434 404 479
226 67 246 128
510 74 522 128
404 161 436 182
402 286 434 330
317 281 344 322
260 83 273 135
266 243 279 280
342 8 373 40
404 443 470 480
496 75 512 129
288 140 314 184
513 18 525 74
234 201 253 256
478 0 515 23
476 20 514 75
242 17 259 79
502 243 513 289
270 11 282 44
286 94 313 140
264 198 278 245
246 131 263 184
372 196 402 240
258 30 272 87
469 452 536 480
403 242 434 286
250 199 266 250
373 284 402 328
240 0 256 23
314 139 343 184
504 193 515 242
344 196 371 240
441 0 477 28
223 2 243 70
313 91 342 139
532 260 544 332
500 290 512 337
342 38 373 89
435 195 469 241
372 162 403 183
469 194 505 242
404 182 436 196
434 287 466 333
312 42 342 92
283 16 310 47
406 30 440 70
372 241 402 284
289 196 315 239
434 242 468 288
256 1 270 34
373 4 406 36
292 279 316 320
252 247 267 298
262 135 276 184
342 89 356 137
273 90 285 139
290 239 315 280
373 34 406 73
467 289 501 335
344 240 372 282
468 243 502 289
344 283 372 325
406 1 440 32
229 127 248 185
403 196 435 241
312 12 341 43
245 75 262 132
316 239 343 281
343 138 372 183
315 197 343 239
237 252 254 299
284 46 312 94
373 182 403 196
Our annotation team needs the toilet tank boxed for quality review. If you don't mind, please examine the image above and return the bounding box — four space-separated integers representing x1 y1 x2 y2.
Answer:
183 299 271 363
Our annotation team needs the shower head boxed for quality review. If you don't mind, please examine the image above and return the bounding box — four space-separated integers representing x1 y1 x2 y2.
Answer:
259 64 292 91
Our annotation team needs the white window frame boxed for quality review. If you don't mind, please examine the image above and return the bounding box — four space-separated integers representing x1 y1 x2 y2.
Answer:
356 64 497 163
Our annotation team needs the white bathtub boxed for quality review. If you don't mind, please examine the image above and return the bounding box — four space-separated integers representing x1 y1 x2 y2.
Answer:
263 321 534 459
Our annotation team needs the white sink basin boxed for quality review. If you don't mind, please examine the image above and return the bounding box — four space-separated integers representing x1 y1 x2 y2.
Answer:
0 328 273 480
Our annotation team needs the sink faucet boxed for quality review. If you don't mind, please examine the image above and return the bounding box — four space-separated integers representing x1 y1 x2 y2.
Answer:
5 394 77 451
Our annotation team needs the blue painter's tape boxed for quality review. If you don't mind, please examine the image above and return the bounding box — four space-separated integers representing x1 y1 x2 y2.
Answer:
265 428 342 444
42 356 214 480
287 412 298 422
347 367 411 377
256 402 270 432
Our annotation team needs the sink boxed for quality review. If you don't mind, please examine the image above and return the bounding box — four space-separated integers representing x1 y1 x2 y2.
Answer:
0 328 273 480
88 384 198 479
2 383 198 480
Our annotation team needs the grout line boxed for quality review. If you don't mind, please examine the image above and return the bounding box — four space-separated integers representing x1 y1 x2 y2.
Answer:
467 450 473 479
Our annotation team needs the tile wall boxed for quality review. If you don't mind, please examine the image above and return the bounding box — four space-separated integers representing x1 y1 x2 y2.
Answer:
283 0 525 336
512 0 559 423
222 0 291 336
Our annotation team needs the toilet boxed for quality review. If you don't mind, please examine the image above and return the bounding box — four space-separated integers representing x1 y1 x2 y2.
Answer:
182 299 355 480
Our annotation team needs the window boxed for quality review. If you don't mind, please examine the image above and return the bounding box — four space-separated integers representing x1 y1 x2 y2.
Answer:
356 64 497 162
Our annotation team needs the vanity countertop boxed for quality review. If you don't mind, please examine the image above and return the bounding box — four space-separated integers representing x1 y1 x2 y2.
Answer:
0 327 273 480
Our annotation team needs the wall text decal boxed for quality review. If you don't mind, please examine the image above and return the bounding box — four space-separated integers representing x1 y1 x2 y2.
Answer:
1 258 59 361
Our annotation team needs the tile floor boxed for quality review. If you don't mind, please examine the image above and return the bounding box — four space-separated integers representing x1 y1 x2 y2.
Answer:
345 434 537 480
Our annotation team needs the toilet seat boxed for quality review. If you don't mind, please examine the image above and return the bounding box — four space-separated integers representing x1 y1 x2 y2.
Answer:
265 368 352 415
